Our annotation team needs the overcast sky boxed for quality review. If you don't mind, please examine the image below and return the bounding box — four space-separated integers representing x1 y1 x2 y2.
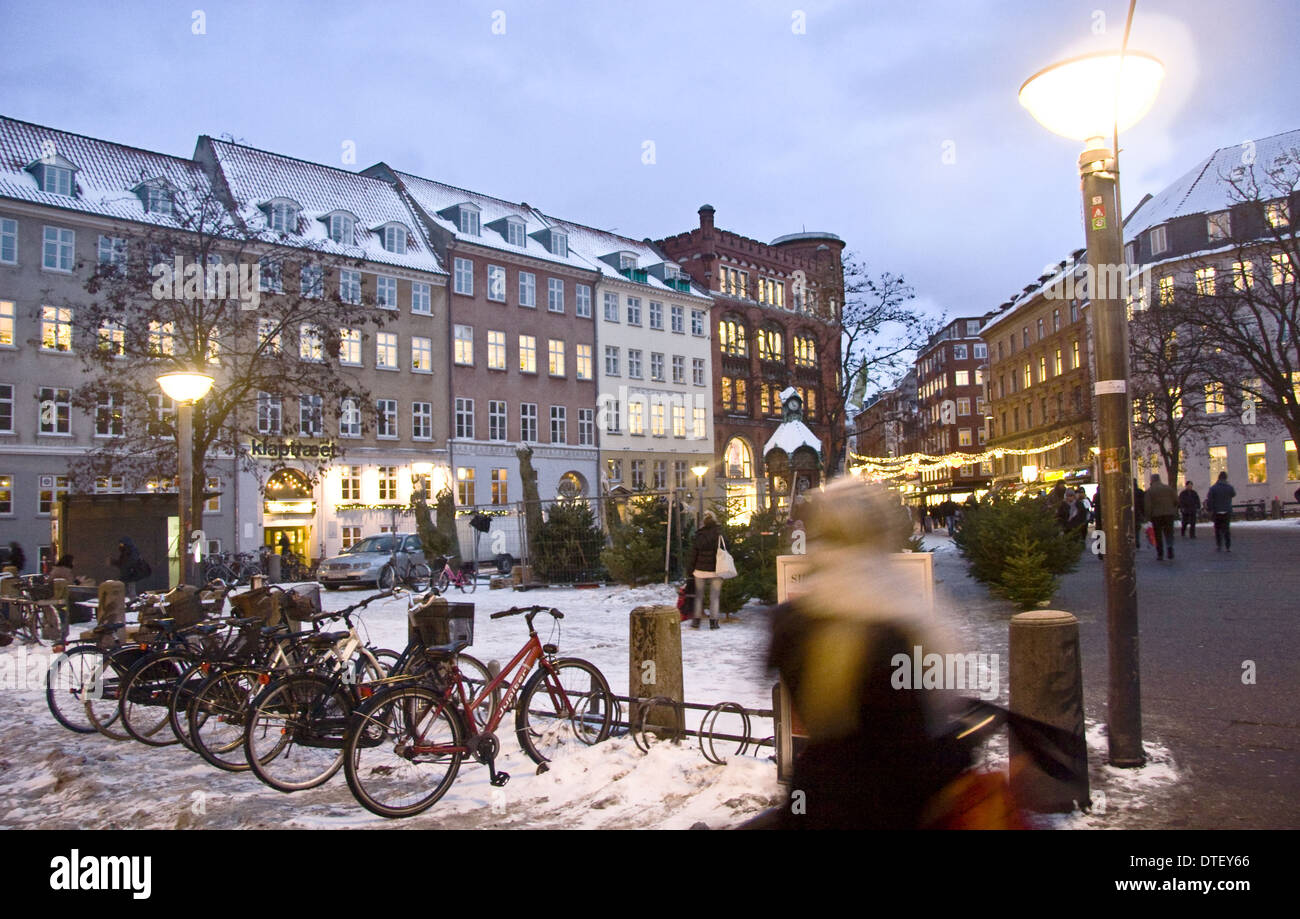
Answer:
2 0 1296 325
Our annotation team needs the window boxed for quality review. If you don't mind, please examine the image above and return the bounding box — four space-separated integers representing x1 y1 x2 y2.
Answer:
41 306 72 352
519 335 536 373
328 213 355 244
340 269 361 304
1156 275 1174 306
299 323 323 362
628 349 643 379
691 310 705 336
1233 260 1254 291
38 387 71 434
520 403 538 441
148 320 174 357
375 275 397 309
1054 348 1063 375
1022 328 1030 348
974 342 987 360
627 297 642 325
340 327 361 363
1206 211 1231 241
693 406 706 439
548 339 566 377
670 305 684 333
1265 200 1290 229
95 476 124 495
955 370 970 386
95 391 124 437
606 458 622 484
578 408 594 446
604 291 619 322
299 263 324 298
1286 440 1299 481
1149 225 1168 255
1036 319 1045 341
489 400 507 441
491 468 509 505
453 258 474 296
757 328 783 362
299 395 323 436
1204 381 1225 414
459 207 480 236
1241 442 1267 484
1072 340 1081 370
1272 253 1294 286
453 325 473 365
377 466 398 502
0 301 12 347
383 225 407 254
653 461 667 489
957 398 970 416
672 402 686 437
258 392 282 435
692 358 706 386
651 402 665 436
455 397 474 439
487 265 506 302
958 428 972 447
38 475 68 515
721 377 747 413
506 218 526 248
376 399 398 438
1038 356 1047 382
97 235 127 273
649 301 664 330
672 354 685 384
605 346 620 376
0 218 16 264
719 318 747 356
341 525 361 549
631 460 645 489
605 399 621 433
650 352 664 382
518 272 536 308
547 278 564 313
629 400 645 435
43 226 74 271
411 336 433 373
1195 267 1216 296
550 406 566 443
339 398 361 437
1208 445 1228 482
258 256 283 293
406 281 429 315
376 332 398 369
0 383 11 432
794 335 817 367
487 330 506 370
576 343 592 380
412 402 432 440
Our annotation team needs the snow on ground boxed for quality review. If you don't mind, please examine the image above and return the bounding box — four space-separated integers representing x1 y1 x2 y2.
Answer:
0 542 1183 829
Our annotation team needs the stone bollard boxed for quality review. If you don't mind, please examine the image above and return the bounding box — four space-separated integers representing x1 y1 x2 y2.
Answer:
629 605 684 738
266 553 282 584
1009 610 1090 812
96 580 126 646
250 573 266 590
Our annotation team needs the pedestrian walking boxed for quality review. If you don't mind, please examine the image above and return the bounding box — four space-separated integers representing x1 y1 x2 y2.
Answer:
278 532 292 556
1145 474 1178 561
940 498 958 537
2 541 25 574
1056 490 1088 540
1179 481 1201 538
1207 471 1236 552
1133 479 1146 550
687 511 723 630
108 535 149 598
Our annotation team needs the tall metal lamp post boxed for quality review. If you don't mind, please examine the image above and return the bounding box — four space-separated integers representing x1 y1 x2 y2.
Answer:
1019 49 1164 766
691 463 709 523
157 370 215 588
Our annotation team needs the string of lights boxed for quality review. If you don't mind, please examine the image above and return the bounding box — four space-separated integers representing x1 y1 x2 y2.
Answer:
849 435 1075 477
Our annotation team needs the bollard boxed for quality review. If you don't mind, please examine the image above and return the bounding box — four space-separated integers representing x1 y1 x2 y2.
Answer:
250 573 266 590
96 580 126 647
266 553 282 584
629 605 684 738
1009 610 1090 813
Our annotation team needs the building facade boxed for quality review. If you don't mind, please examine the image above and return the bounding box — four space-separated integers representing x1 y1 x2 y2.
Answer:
914 317 993 503
656 205 844 517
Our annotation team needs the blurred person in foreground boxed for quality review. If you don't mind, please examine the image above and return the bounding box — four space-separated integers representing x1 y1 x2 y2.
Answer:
751 479 1021 830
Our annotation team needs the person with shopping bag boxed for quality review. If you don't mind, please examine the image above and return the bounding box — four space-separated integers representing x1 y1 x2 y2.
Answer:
687 510 734 630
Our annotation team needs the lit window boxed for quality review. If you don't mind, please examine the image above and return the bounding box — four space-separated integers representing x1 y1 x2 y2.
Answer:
149 320 174 357
651 402 665 436
41 306 73 352
672 402 686 437
576 343 592 380
1285 440 1299 481
1233 261 1254 291
519 335 536 373
1272 253 1294 286
491 468 509 504
376 332 398 369
548 339 565 377
299 323 323 362
1246 443 1267 484
694 406 706 439
955 370 970 386
1266 200 1290 229
628 400 644 436
487 330 506 370
1195 267 1215 296
1204 381 1225 414
411 336 433 372
38 475 69 515
454 325 473 365
339 328 361 365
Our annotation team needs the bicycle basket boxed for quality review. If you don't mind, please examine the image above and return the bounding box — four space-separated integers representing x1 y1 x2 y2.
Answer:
229 587 283 626
282 584 321 625
26 578 55 601
409 598 474 649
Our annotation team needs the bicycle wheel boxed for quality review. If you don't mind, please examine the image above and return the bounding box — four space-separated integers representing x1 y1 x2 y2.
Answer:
189 667 263 771
246 673 353 792
344 684 464 819
455 653 500 731
406 563 432 593
46 644 106 733
515 658 613 766
85 649 141 741
463 565 477 594
378 565 396 590
170 661 211 751
121 651 189 746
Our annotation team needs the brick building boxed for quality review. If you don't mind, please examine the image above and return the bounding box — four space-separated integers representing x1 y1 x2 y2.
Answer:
914 317 993 502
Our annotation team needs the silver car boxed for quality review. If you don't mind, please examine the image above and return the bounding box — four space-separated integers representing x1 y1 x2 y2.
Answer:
317 534 430 590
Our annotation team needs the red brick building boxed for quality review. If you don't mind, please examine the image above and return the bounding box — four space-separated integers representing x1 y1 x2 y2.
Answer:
914 316 994 503
656 206 843 517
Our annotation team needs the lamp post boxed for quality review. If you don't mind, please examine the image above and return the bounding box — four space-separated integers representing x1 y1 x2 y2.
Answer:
691 464 709 523
157 370 215 588
1020 49 1164 767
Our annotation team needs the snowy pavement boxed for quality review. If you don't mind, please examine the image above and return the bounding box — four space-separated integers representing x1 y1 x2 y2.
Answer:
0 541 1184 829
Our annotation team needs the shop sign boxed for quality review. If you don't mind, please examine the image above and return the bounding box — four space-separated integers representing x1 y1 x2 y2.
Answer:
250 439 341 461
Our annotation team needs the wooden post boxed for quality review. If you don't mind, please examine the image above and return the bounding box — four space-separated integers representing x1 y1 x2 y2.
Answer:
629 605 684 737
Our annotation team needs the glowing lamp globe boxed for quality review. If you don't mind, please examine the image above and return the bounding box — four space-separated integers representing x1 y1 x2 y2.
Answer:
691 464 709 478
1019 51 1164 144
157 371 215 403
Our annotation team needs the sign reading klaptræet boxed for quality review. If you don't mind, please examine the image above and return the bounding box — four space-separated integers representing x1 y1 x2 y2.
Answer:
248 439 341 460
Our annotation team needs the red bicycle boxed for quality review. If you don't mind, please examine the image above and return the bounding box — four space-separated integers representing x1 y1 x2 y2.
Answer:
433 555 477 594
342 604 613 819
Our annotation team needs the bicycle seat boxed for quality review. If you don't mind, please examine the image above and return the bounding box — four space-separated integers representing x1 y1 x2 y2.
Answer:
423 639 470 657
93 622 129 634
305 631 349 646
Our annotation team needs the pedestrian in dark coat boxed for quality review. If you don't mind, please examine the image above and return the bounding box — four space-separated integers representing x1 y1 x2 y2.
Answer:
109 536 144 598
3 541 25 574
1145 474 1178 560
1133 479 1146 550
687 511 723 629
1179 481 1201 538
1207 472 1236 552
1056 491 1088 540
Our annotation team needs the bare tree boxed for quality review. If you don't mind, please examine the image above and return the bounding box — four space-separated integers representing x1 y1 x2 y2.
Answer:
67 175 386 539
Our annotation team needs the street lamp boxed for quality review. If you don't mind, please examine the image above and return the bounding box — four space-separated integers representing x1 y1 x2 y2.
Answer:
157 370 215 588
691 463 709 523
1020 48 1164 767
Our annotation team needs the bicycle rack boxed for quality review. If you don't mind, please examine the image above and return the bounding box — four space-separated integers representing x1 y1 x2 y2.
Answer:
611 694 774 765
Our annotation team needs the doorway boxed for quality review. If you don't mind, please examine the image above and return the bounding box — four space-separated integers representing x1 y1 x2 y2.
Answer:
265 526 312 562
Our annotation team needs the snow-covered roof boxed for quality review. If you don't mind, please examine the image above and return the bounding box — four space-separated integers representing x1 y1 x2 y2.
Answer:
764 419 822 458
204 139 445 275
545 216 712 300
0 115 213 228
380 168 597 273
1124 129 1300 240
979 250 1088 335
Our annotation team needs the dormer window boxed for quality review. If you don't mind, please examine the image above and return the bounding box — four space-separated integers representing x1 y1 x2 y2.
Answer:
147 186 174 215
327 213 355 245
41 164 73 196
663 264 680 281
619 253 638 271
506 218 525 247
550 230 568 258
268 202 299 234
458 205 480 236
383 225 407 254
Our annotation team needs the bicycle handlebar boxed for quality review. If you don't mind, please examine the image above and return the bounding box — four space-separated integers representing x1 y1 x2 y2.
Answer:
489 605 564 620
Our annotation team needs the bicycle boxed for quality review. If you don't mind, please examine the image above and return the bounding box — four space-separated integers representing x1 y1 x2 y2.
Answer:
378 545 432 593
432 555 477 594
342 604 612 819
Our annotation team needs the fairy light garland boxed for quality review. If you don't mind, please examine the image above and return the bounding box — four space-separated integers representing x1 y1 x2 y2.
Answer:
849 435 1075 478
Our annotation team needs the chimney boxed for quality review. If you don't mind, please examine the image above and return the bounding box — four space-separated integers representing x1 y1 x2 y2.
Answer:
698 204 715 236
